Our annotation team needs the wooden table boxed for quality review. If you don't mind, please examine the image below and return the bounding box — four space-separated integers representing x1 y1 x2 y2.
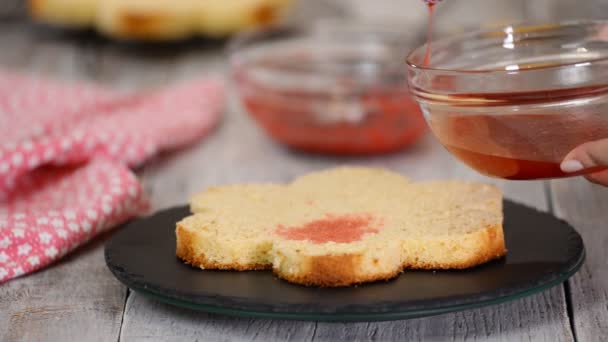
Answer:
1 2 607 341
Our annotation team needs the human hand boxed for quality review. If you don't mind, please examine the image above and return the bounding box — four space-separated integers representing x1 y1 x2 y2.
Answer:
561 139 608 186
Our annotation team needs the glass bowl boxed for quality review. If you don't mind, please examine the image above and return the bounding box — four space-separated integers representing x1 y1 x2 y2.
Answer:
229 21 426 155
407 20 608 179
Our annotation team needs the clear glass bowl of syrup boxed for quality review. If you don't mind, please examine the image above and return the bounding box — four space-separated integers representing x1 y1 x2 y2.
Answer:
407 21 608 179
229 21 426 155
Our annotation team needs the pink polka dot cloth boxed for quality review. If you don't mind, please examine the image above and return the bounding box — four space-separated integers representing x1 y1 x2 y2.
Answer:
0 71 224 283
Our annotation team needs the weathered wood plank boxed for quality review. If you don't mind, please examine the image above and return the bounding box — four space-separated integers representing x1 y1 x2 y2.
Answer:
120 290 570 342
0 21 126 342
551 178 608 341
0 237 126 342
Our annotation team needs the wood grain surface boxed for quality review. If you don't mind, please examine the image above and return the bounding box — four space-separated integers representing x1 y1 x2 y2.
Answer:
1 0 605 341
552 179 608 342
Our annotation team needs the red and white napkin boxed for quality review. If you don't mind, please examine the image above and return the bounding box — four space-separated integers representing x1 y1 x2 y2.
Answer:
0 71 224 283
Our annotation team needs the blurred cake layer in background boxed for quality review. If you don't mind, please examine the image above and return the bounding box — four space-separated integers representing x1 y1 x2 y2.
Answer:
28 0 293 40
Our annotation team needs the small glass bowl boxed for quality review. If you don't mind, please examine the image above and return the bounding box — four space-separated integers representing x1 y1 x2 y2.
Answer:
229 21 426 155
407 20 608 179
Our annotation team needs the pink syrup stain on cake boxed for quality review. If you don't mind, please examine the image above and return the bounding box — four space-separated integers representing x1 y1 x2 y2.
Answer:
276 213 381 244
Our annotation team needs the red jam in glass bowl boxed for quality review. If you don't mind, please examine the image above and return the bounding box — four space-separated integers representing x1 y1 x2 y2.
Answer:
230 24 426 155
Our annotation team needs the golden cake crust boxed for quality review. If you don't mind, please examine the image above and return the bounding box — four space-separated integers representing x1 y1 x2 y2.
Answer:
175 167 506 287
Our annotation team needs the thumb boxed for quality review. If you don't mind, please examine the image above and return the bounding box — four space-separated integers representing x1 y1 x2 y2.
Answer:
561 139 608 173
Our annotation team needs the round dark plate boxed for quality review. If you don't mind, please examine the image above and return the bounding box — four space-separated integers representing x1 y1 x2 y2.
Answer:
105 200 585 322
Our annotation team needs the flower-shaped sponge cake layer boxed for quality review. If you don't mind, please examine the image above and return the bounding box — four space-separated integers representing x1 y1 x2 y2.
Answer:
28 0 292 40
176 167 505 287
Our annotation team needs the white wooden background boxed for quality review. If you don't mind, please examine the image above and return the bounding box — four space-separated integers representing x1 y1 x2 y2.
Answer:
1 1 607 341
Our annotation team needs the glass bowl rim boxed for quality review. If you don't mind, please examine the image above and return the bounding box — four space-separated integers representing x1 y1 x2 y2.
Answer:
226 20 419 89
406 19 608 75
227 18 420 64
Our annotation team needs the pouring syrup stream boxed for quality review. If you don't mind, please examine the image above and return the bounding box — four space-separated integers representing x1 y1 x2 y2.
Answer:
423 3 435 65
422 0 441 66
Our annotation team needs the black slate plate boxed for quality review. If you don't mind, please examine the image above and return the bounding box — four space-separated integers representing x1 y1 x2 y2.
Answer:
105 200 585 322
